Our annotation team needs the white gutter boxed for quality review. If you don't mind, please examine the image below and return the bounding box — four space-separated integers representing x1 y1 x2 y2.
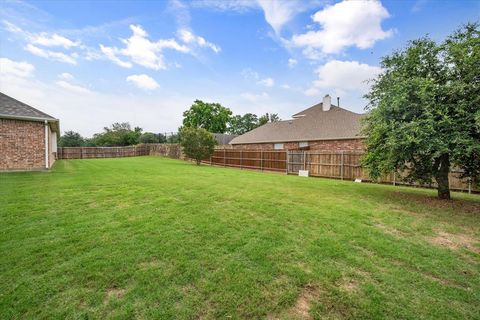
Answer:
44 120 49 169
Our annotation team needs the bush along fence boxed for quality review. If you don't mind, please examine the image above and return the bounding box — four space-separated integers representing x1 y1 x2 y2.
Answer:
57 145 477 193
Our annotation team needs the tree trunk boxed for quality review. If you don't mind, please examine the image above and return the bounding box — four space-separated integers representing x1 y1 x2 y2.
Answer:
435 154 451 200
196 159 201 165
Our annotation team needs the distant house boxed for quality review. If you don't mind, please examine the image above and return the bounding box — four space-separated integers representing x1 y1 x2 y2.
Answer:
229 95 365 152
0 92 59 171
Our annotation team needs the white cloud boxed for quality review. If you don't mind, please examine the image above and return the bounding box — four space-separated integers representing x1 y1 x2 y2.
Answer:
126 74 160 90
291 0 392 57
412 0 429 12
257 0 302 34
192 0 258 12
177 28 221 53
193 0 318 35
288 58 297 68
100 24 189 70
281 84 290 89
240 68 260 80
58 72 74 80
25 44 77 64
30 33 80 48
2 20 84 64
305 60 382 96
99 44 132 68
257 77 274 87
55 80 92 94
0 57 35 77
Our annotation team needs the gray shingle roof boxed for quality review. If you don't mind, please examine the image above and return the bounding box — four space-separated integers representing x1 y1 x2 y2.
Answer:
230 103 365 145
0 92 57 121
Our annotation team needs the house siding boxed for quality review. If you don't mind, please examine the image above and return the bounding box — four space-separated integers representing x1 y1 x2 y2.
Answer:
0 118 55 171
231 138 365 152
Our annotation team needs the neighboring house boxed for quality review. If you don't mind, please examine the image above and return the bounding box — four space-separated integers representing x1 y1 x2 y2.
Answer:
229 95 365 152
0 92 59 171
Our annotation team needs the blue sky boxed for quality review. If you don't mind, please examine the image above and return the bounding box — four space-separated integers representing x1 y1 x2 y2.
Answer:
0 0 478 136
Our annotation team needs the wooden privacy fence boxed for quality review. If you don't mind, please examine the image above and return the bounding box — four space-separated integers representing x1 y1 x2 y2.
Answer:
288 151 477 193
58 145 149 159
57 145 477 193
149 144 183 159
203 149 287 172
199 149 475 192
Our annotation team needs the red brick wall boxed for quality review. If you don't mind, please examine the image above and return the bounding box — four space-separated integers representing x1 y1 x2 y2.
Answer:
0 119 46 170
231 139 365 152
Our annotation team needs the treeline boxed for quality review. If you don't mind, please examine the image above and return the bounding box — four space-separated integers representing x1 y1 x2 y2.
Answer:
60 99 279 147
59 123 179 147
181 99 280 135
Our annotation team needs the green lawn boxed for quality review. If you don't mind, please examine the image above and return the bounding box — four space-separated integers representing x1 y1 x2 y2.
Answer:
0 156 479 319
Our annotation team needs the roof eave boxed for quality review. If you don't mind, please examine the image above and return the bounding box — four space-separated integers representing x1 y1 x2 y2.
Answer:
0 113 58 123
230 136 366 145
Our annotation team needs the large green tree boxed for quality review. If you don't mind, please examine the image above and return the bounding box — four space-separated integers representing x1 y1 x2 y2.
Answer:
180 127 216 165
363 23 480 199
228 113 259 135
59 131 85 147
182 100 232 133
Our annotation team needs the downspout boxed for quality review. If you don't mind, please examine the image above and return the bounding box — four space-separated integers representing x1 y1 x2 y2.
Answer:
44 120 49 169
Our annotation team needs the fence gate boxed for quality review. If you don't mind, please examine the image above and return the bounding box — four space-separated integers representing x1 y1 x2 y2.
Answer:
287 151 305 174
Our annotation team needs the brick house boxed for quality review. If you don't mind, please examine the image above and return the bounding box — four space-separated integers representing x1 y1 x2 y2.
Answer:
229 95 365 152
0 92 60 171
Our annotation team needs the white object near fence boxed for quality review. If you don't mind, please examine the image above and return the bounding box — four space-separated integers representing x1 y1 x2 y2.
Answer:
299 170 309 177
354 179 362 183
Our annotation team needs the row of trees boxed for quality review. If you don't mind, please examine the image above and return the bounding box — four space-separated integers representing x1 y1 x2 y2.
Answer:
60 100 278 147
182 99 280 135
59 123 180 147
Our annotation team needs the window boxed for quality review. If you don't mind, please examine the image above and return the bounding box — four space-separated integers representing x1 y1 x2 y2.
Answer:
299 141 308 148
274 143 284 150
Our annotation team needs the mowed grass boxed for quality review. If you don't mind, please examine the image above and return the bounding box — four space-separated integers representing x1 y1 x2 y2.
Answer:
0 156 479 319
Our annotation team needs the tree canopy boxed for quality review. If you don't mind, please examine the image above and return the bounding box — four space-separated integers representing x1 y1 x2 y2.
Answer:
59 131 85 147
182 100 232 133
139 132 161 144
258 113 281 126
92 122 143 146
228 112 281 135
180 127 216 165
363 23 480 199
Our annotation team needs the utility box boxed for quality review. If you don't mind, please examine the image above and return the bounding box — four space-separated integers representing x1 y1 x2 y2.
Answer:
299 170 309 177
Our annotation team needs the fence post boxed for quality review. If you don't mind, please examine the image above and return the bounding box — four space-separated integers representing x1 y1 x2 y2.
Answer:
240 150 243 169
224 148 226 167
340 151 344 180
303 151 306 171
393 171 396 186
81 147 84 159
210 155 212 165
261 150 263 171
285 151 288 174
468 177 472 194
